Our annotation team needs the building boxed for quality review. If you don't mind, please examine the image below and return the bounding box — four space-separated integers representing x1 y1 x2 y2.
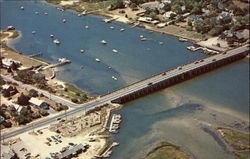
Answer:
55 144 87 159
0 115 5 123
29 97 49 109
1 84 18 96
163 11 176 19
2 58 21 69
11 103 24 115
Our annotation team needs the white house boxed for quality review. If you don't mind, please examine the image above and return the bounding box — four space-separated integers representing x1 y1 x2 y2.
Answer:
29 97 49 109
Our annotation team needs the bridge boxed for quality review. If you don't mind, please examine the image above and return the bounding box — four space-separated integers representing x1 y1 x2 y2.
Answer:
1 45 248 140
106 45 249 104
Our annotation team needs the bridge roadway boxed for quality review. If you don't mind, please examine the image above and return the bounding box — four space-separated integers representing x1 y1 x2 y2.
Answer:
1 45 249 140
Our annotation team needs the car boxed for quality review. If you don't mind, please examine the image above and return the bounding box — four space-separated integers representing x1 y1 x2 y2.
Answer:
56 118 61 121
69 142 74 146
147 82 153 86
200 59 204 62
194 61 199 64
178 67 182 70
162 72 166 76
212 59 216 61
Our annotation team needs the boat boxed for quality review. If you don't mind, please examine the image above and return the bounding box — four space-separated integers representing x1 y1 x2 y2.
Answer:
140 35 144 38
62 19 66 23
141 38 147 41
50 34 54 38
100 40 107 44
110 26 115 29
35 12 39 15
112 49 118 53
32 31 36 34
80 66 84 69
120 28 125 32
85 25 89 29
108 66 112 69
78 11 87 16
20 6 24 10
53 39 60 45
179 38 188 42
80 49 85 53
58 58 71 64
95 58 101 62
159 41 164 45
44 12 48 15
112 76 117 80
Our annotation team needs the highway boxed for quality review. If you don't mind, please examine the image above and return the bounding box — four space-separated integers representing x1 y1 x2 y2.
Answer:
1 45 248 140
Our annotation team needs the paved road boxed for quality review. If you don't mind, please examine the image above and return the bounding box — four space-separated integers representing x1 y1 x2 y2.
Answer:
1 45 248 140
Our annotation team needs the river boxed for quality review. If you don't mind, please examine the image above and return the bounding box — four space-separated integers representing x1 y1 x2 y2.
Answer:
1 1 249 159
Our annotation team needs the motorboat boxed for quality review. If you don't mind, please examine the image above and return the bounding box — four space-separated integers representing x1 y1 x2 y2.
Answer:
85 25 89 29
50 34 54 38
20 6 24 10
80 49 85 53
120 28 125 32
110 26 115 29
44 12 48 15
112 49 118 53
100 40 107 44
62 19 66 23
35 12 39 15
112 76 117 80
140 35 144 38
159 42 164 45
53 39 60 45
95 58 101 62
141 38 147 41
32 31 36 34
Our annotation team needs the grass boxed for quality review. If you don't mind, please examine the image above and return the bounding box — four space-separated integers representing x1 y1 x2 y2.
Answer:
9 31 19 39
145 141 190 159
216 127 250 159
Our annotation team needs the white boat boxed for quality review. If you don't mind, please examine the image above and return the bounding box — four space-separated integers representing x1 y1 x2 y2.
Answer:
44 12 48 15
141 38 147 41
112 76 117 80
80 49 85 53
78 11 87 16
179 38 188 42
53 39 60 45
112 49 118 53
85 25 89 29
110 26 115 29
108 66 112 69
58 58 71 64
50 34 54 38
32 31 36 34
159 42 164 45
120 28 125 32
95 58 101 62
20 6 24 10
35 12 39 15
62 19 66 23
100 40 107 44
140 35 144 38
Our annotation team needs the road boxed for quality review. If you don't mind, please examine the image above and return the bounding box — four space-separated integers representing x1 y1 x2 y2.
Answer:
1 45 248 140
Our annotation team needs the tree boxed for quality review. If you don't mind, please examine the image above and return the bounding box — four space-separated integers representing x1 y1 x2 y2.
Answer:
17 93 30 106
0 76 5 85
40 109 49 116
208 25 224 36
2 89 11 97
28 89 38 97
194 19 210 33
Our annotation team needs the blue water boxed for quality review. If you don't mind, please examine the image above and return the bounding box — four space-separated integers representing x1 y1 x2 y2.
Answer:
1 1 249 159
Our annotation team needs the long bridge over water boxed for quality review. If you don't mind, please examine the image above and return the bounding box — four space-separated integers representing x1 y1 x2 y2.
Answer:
1 45 249 140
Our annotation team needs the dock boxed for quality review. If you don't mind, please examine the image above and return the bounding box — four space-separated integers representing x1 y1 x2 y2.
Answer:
109 114 122 133
42 58 71 70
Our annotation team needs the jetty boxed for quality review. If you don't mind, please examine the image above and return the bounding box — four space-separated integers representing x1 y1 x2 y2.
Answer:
109 114 121 133
29 53 43 58
103 17 118 23
96 142 120 158
42 58 71 70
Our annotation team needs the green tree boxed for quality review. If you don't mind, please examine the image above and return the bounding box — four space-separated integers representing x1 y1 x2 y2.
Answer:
17 93 30 106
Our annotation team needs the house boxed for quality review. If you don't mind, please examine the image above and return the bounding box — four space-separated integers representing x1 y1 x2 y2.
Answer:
138 17 153 23
220 30 234 40
216 11 231 24
188 15 201 22
163 11 176 19
29 97 49 109
140 2 159 11
235 32 245 42
56 144 87 159
161 0 171 5
1 84 18 96
0 115 5 123
11 103 24 115
7 25 15 31
157 3 166 14
2 58 21 69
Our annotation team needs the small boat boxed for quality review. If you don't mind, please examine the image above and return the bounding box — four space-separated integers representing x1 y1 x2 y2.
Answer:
80 49 85 53
62 19 66 23
120 28 125 32
35 12 39 15
141 38 147 41
20 6 24 10
159 42 164 45
50 34 54 38
85 25 89 29
44 12 48 15
179 38 188 42
58 58 70 63
140 35 144 38
108 66 112 69
32 31 36 34
53 39 60 45
95 58 101 62
112 49 118 53
100 40 107 45
80 66 84 69
110 26 115 29
112 76 117 80
78 11 87 16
